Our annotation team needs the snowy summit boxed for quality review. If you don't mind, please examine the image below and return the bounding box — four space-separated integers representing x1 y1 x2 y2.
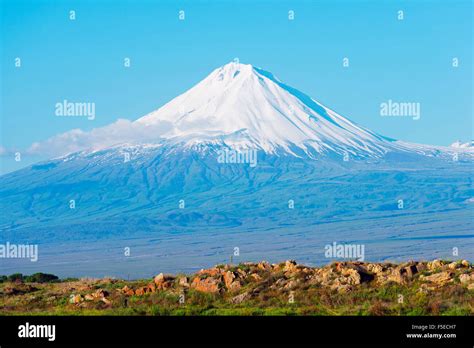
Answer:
136 61 393 158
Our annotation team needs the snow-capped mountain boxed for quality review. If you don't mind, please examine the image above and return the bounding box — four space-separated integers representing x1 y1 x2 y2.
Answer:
131 61 471 160
135 62 392 158
1 61 473 277
21 61 472 162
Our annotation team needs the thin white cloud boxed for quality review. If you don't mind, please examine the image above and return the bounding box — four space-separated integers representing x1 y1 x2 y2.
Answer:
0 145 18 157
26 119 173 157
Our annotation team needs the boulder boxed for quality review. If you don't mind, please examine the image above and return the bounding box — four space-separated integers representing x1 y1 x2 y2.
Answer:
366 263 384 274
154 273 175 289
223 271 236 289
448 262 459 270
146 283 156 293
343 269 362 285
283 260 298 273
428 260 443 270
459 273 473 284
342 268 374 284
178 276 190 288
271 263 281 272
422 271 453 285
231 292 250 304
154 273 165 284
134 287 146 296
121 285 135 296
92 289 109 299
222 271 241 292
404 264 418 279
198 268 221 277
191 277 221 293
228 281 241 292
257 261 271 271
387 267 408 284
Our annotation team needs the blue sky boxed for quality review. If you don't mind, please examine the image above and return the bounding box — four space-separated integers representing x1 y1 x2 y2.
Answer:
1 0 472 173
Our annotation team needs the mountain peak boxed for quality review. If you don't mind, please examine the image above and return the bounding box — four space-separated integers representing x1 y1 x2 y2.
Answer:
218 60 253 72
135 62 392 157
206 61 255 85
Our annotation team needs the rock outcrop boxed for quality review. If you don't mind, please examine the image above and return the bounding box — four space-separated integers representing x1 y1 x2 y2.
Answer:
112 259 473 301
1 259 472 316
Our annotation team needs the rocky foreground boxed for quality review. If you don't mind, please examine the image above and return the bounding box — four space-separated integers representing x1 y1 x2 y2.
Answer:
1 259 473 315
